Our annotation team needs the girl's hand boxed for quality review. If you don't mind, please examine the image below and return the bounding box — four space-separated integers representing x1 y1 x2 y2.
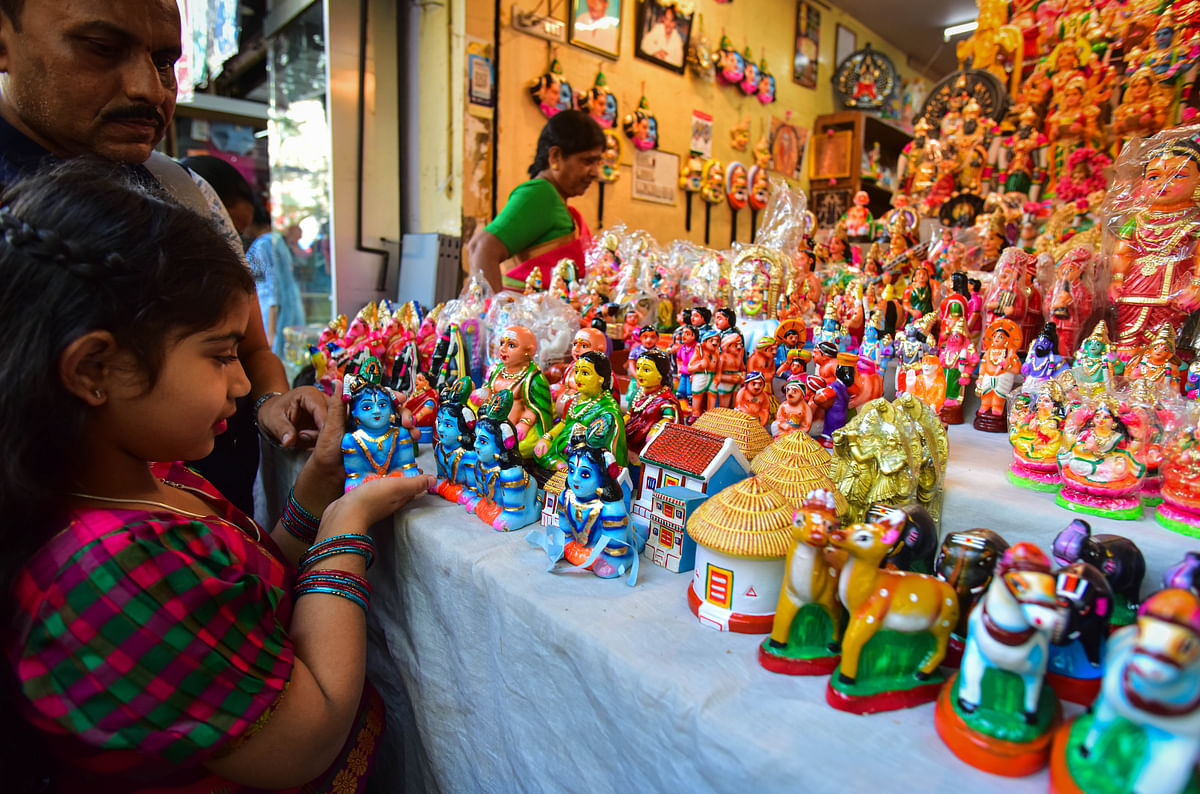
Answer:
326 472 435 532
306 380 350 481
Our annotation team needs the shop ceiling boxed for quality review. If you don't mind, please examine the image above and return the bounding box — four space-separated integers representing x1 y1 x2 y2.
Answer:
828 0 976 80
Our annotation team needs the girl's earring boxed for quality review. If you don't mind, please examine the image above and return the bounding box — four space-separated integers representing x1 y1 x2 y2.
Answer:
93 390 104 400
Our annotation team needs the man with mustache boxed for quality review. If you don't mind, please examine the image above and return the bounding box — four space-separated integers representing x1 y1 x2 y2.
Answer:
0 0 327 495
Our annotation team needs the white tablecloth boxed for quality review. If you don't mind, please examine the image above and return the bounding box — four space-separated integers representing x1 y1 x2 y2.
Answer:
353 422 1191 794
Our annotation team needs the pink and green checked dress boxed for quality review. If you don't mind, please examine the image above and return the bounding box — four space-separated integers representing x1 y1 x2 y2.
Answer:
6 462 383 793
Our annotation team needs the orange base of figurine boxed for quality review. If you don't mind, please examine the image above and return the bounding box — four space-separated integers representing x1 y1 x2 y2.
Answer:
687 583 774 633
1045 671 1101 706
824 678 944 714
934 677 1059 777
758 643 840 676
1048 721 1085 794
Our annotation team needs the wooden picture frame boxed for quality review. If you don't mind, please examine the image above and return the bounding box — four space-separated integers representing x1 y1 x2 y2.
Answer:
809 129 853 181
835 23 856 70
792 1 820 89
569 0 622 59
635 0 694 74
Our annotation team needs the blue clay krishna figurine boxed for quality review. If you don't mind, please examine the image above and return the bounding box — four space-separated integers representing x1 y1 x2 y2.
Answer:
342 356 421 491
462 390 541 531
1021 322 1068 392
527 417 638 585
432 377 478 502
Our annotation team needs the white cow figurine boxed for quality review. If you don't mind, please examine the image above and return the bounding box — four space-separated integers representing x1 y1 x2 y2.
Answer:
958 542 1066 724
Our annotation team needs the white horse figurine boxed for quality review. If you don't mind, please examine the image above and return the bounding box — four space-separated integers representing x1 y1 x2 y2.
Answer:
958 542 1066 723
1080 588 1200 794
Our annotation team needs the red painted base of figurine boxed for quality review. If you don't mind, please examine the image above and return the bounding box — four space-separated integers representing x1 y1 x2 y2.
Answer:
1008 461 1063 492
1048 721 1085 794
758 642 840 675
825 678 944 714
1157 501 1200 539
934 677 1058 777
1057 486 1143 521
1141 475 1163 506
973 411 1007 433
687 583 774 634
939 402 964 425
1045 671 1101 706
941 635 965 668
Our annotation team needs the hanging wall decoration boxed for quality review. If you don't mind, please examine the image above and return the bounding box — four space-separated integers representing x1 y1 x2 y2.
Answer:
832 43 899 112
739 47 759 96
679 153 704 232
793 1 820 89
716 34 745 85
529 57 574 118
622 91 659 151
635 0 696 74
729 118 751 151
748 164 769 237
685 13 715 80
701 158 725 245
757 57 777 104
576 68 619 129
597 130 622 228
726 161 749 244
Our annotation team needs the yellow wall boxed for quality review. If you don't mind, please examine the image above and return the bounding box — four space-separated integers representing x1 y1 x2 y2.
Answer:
488 0 932 248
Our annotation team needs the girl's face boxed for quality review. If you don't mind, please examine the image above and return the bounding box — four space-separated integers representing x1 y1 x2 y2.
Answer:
102 294 251 464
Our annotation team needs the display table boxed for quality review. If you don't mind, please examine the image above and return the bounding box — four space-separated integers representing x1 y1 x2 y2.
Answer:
355 424 1190 793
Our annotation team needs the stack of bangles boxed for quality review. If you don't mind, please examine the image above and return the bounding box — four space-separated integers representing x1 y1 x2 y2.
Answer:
281 489 320 543
293 533 377 614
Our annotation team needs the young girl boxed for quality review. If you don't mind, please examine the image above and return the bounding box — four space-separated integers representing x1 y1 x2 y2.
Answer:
0 162 433 793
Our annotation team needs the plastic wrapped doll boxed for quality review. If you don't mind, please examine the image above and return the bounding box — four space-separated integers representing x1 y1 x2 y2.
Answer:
1022 322 1069 391
1187 360 1200 400
463 391 540 532
469 326 553 458
1050 588 1200 794
1158 417 1200 535
1009 381 1069 491
974 319 1024 432
402 371 438 444
342 359 422 491
1124 323 1184 397
1073 321 1125 396
432 378 478 502
1044 245 1095 357
528 421 638 584
984 248 1039 346
533 351 627 471
1107 136 1200 356
623 348 681 462
774 376 813 436
1057 396 1148 520
735 371 772 427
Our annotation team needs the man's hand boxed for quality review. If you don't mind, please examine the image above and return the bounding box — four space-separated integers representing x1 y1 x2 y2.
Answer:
258 386 330 448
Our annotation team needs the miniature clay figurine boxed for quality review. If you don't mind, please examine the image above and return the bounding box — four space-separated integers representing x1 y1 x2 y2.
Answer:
1072 321 1124 397
936 543 1066 777
813 353 858 443
403 371 438 444
1008 382 1069 491
974 319 1024 432
774 376 813 436
534 351 628 471
1045 246 1095 357
1050 589 1200 794
747 337 778 383
342 357 421 491
1124 323 1184 398
1158 420 1200 537
826 507 959 713
470 326 553 458
845 190 874 239
937 319 978 425
623 349 681 463
432 378 478 502
464 391 541 531
935 528 1011 660
1022 322 1069 391
714 330 746 409
909 354 948 416
1046 561 1114 707
735 371 772 428
1057 397 1148 521
551 327 608 417
760 489 846 675
688 327 721 417
625 325 659 376
1052 519 1147 627
903 265 936 323
528 421 638 584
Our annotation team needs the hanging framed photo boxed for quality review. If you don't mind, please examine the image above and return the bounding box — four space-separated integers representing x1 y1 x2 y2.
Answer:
793 1 819 89
635 0 694 73
834 24 856 70
569 0 622 59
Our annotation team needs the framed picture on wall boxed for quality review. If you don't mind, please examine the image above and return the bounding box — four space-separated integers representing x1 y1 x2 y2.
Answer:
793 1 820 88
570 0 622 59
809 129 852 181
835 24 856 70
635 0 694 73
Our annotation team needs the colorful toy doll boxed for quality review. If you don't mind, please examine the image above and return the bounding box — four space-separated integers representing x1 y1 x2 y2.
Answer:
550 327 608 417
773 376 813 436
470 325 553 458
689 327 720 417
433 378 478 502
714 330 746 409
734 371 772 428
463 391 540 532
844 190 874 239
342 357 421 493
403 371 438 444
1124 323 1184 398
760 489 846 676
623 348 680 462
936 543 1066 776
974 319 1024 433
1021 322 1069 392
1072 321 1124 397
1050 589 1200 794
1158 419 1200 537
534 351 627 471
1009 382 1069 491
1056 396 1147 521
1045 561 1114 706
1044 246 1094 357
937 319 977 425
528 420 638 584
813 354 858 444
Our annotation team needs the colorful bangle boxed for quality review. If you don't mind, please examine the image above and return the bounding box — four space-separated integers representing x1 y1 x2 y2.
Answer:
280 488 321 543
294 569 371 614
298 533 376 572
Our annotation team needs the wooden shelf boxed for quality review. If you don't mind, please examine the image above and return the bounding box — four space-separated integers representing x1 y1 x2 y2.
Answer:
809 110 912 224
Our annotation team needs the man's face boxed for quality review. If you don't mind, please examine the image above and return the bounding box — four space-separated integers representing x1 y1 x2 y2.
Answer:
663 8 676 34
586 0 608 19
0 0 181 163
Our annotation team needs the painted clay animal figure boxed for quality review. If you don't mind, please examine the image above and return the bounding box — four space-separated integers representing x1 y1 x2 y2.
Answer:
871 503 938 575
829 508 959 685
958 543 1066 723
1164 551 1200 596
936 528 1010 640
768 489 846 655
1052 519 1146 619
1047 560 1113 698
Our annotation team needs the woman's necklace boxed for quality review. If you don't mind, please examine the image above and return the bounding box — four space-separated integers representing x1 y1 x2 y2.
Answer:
69 483 263 543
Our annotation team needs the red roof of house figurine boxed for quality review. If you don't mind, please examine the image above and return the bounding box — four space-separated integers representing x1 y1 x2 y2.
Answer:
641 423 728 478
